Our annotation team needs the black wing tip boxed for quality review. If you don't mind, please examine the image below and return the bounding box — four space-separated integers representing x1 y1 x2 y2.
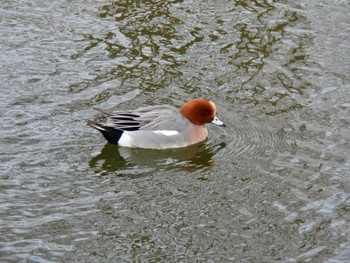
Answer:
88 121 123 145
100 127 123 145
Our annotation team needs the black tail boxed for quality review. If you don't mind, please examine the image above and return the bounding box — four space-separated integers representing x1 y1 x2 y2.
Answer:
88 121 123 145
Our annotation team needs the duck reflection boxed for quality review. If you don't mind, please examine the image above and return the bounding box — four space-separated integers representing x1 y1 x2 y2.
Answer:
89 141 226 173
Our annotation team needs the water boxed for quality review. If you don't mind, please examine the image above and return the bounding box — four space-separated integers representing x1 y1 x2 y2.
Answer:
1 0 350 262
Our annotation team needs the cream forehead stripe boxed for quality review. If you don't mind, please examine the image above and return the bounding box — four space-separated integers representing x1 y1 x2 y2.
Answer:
208 101 216 113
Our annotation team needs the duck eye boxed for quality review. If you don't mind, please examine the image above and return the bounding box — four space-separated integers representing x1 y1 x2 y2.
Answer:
204 109 211 116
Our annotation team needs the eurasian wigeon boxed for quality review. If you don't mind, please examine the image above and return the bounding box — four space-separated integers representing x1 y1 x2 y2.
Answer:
88 98 225 149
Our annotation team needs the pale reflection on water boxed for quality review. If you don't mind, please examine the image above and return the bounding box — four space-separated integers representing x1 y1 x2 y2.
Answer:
1 0 350 262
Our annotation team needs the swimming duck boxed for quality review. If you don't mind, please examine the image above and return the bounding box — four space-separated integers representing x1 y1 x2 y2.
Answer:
88 98 225 149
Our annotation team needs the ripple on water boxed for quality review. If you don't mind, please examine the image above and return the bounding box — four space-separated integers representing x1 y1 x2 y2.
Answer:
217 116 284 163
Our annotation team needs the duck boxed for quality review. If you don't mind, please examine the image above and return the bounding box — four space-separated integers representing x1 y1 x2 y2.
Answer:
88 98 225 149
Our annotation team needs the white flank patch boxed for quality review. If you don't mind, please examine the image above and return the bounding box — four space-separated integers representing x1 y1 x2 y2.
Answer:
154 130 179 136
118 132 134 147
118 130 179 147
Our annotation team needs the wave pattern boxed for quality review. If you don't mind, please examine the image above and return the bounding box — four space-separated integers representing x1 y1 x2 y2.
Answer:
216 116 284 162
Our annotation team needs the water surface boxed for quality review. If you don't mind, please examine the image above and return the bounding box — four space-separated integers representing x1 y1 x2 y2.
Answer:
1 0 350 262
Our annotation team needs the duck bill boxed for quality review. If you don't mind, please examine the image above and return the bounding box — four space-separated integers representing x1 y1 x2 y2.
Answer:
211 117 226 127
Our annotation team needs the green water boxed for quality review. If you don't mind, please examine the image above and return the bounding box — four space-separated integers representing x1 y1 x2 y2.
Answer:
1 0 350 262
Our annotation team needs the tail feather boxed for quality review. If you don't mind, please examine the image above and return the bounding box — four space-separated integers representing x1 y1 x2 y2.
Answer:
93 108 114 116
88 120 123 145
